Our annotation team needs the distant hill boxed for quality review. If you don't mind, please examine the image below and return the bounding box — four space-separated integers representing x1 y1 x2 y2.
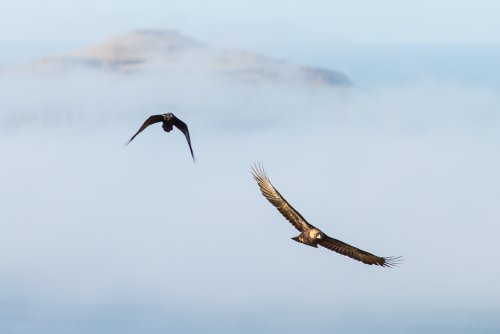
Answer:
1 30 351 86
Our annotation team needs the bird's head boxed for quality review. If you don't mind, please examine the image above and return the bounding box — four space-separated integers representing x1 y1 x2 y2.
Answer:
163 113 175 120
314 229 324 240
309 229 323 240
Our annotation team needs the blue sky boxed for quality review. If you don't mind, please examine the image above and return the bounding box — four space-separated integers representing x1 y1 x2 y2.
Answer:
2 1 500 47
1 2 500 334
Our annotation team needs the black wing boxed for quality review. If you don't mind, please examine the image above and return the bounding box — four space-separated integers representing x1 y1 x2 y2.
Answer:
319 235 402 267
251 163 315 232
127 115 164 145
173 116 195 162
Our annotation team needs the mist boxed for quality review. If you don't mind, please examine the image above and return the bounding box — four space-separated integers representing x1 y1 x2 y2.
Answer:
1 52 500 333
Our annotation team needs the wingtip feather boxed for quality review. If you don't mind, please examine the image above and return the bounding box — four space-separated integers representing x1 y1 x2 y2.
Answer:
250 162 268 181
381 256 404 268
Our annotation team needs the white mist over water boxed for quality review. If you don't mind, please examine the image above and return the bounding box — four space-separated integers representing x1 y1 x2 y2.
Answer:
1 63 499 333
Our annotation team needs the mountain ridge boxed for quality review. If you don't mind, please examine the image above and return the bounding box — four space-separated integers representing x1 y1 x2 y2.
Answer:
1 29 351 86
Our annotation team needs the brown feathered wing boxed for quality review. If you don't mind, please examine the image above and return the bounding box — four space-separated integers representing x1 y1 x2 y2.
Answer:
251 163 314 232
319 235 401 267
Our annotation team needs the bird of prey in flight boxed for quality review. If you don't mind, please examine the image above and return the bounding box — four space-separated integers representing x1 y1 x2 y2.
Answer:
127 113 195 161
251 163 401 267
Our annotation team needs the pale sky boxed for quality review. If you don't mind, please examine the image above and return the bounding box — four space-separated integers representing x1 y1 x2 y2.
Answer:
1 0 500 48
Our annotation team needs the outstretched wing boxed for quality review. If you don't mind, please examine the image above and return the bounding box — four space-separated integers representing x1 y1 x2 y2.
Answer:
173 116 195 162
319 235 402 267
127 115 164 145
251 163 314 232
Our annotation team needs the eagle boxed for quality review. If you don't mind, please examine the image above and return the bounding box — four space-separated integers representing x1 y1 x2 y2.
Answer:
127 113 195 161
251 164 401 267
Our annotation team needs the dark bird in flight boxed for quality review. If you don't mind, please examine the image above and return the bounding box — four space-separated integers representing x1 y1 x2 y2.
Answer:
127 113 195 161
251 164 401 267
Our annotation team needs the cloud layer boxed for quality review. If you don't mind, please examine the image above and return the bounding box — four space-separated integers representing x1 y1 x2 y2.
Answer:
1 64 499 333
